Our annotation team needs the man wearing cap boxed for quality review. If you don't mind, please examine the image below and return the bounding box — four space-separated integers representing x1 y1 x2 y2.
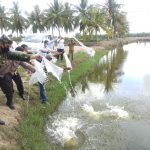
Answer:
0 36 31 63
0 34 36 109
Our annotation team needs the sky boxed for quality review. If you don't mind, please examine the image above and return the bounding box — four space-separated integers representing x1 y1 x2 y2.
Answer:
1 0 150 34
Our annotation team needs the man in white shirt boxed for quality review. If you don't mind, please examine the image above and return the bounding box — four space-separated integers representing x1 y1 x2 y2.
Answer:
38 40 58 62
57 36 65 60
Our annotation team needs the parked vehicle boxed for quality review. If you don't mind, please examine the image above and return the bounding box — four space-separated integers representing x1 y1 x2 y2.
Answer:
18 34 57 53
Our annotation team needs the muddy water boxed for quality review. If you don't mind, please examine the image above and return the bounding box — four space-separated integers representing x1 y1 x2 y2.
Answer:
47 43 150 150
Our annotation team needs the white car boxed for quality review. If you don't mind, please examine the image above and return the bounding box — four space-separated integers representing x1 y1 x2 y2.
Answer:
18 34 57 53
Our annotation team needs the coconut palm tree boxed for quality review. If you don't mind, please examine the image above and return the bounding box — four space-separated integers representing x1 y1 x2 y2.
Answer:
74 0 90 34
62 2 76 34
84 5 105 41
44 0 64 36
74 2 105 41
9 1 28 36
27 5 45 33
0 5 10 34
114 12 129 37
100 9 114 39
104 0 126 38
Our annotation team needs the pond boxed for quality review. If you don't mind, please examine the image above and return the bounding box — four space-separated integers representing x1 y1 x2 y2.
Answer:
47 42 150 150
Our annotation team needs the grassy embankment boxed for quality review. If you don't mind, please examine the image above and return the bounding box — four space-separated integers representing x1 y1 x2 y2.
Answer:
18 48 108 149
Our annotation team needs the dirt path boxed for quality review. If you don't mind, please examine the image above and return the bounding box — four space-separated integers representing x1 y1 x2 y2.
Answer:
0 73 30 149
0 103 21 149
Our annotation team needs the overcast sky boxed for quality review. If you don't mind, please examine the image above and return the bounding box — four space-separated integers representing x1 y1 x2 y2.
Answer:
1 0 150 34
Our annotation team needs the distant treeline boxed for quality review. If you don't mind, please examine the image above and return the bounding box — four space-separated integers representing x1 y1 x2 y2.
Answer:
126 32 150 37
97 32 150 39
79 32 150 41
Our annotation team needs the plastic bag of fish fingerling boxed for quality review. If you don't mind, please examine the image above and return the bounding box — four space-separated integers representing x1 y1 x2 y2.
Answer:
81 45 95 57
29 59 47 85
29 70 47 85
73 37 95 57
63 52 72 70
42 57 63 82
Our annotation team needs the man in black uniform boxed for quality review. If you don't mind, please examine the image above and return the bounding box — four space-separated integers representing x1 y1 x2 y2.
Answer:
0 35 36 109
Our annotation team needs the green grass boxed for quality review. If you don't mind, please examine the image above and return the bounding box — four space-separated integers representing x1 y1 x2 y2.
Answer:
18 50 108 150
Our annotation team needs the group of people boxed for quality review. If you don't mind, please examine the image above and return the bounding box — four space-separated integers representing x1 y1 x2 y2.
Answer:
0 34 77 125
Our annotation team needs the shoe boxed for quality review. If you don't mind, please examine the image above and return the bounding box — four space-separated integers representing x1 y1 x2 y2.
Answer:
6 103 15 110
20 94 28 100
0 120 5 125
41 100 47 104
41 100 50 105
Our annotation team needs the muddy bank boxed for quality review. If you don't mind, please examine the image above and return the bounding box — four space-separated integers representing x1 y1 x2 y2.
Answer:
0 104 21 149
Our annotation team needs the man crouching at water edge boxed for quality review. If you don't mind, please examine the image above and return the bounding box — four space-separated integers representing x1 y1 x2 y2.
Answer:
0 35 37 110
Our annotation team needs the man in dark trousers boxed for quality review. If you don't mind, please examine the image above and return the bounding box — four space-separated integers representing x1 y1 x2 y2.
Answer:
11 70 27 100
68 39 76 61
0 35 36 109
11 46 28 100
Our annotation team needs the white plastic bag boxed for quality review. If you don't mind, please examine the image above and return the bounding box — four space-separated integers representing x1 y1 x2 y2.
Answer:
29 71 47 85
42 57 63 82
48 53 57 63
63 52 72 71
73 37 95 57
81 45 95 57
29 60 47 85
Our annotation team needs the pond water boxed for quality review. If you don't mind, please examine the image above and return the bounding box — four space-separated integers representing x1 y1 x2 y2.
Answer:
47 43 150 150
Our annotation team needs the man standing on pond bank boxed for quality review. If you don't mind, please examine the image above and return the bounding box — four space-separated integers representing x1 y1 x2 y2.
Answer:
57 36 65 60
11 46 30 101
68 39 76 61
0 35 36 110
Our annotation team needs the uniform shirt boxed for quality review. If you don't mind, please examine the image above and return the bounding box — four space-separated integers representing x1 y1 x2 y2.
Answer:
68 41 76 51
0 60 35 78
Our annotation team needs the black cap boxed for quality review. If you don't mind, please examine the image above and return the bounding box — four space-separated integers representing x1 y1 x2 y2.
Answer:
15 46 24 51
44 40 48 44
21 44 28 49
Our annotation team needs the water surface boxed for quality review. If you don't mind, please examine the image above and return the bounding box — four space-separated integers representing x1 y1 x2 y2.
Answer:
47 43 150 150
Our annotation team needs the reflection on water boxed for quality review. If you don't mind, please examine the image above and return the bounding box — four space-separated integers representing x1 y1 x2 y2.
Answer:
47 43 150 150
79 43 128 93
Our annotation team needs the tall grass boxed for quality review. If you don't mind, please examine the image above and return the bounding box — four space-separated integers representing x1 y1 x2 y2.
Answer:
18 50 107 149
